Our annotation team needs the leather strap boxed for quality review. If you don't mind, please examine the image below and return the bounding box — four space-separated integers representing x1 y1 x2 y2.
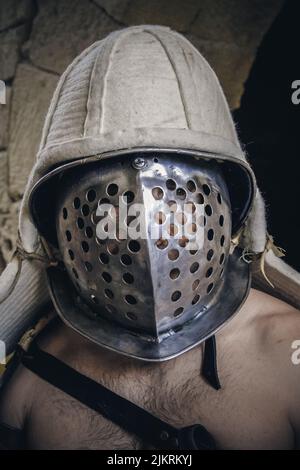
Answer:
0 422 25 450
21 342 216 450
202 335 221 390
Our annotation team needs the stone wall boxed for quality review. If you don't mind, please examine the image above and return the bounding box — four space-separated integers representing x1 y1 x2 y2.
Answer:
0 0 283 270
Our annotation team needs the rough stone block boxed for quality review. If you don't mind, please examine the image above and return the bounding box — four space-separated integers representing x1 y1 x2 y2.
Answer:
26 0 120 74
0 0 34 32
95 0 200 31
0 85 11 148
0 24 28 81
8 63 58 198
0 151 9 213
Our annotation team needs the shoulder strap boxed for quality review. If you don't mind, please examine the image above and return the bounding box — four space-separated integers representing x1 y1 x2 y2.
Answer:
21 342 216 450
0 422 25 450
202 335 221 390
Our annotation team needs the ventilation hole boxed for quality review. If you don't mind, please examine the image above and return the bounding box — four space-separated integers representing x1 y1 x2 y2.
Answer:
171 290 181 301
107 183 118 196
123 190 135 203
220 235 225 247
178 237 189 248
187 180 196 192
207 249 214 261
68 249 74 261
203 184 211 196
128 240 141 253
87 189 96 202
90 294 99 304
102 272 112 283
207 283 214 294
72 267 78 279
190 262 199 273
187 223 197 234
99 252 109 264
166 179 176 191
192 279 200 290
197 215 206 227
99 197 110 205
77 217 84 229
170 268 180 279
156 238 168 250
96 236 106 246
126 312 137 321
176 212 187 225
153 157 159 163
91 212 98 225
123 272 134 284
168 249 179 260
219 215 224 227
81 241 89 253
85 261 93 272
121 254 132 265
66 230 72 242
125 294 137 305
205 205 212 216
207 229 214 241
168 224 178 236
104 288 114 299
152 187 164 200
174 307 184 317
82 204 90 216
220 253 225 265
106 304 117 315
168 200 177 212
185 202 196 214
154 211 166 224
217 193 222 204
196 193 204 204
107 240 119 255
176 188 186 200
62 208 68 219
192 294 200 305
85 226 93 238
206 267 213 278
190 249 198 255
73 197 81 209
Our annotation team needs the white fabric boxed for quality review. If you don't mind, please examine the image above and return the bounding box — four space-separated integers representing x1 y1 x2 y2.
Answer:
0 25 299 353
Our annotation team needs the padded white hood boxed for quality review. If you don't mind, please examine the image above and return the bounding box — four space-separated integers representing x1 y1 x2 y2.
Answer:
0 25 299 354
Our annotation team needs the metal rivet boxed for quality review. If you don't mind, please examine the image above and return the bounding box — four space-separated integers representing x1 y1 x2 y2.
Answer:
160 430 169 441
132 157 146 169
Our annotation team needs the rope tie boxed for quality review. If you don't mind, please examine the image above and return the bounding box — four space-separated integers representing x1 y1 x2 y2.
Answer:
258 233 285 288
0 235 58 305
239 233 285 288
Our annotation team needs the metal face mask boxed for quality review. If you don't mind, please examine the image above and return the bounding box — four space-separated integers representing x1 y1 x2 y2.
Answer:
46 153 250 361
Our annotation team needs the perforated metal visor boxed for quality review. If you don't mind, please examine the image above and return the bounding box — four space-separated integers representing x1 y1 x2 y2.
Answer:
47 247 250 361
29 149 255 248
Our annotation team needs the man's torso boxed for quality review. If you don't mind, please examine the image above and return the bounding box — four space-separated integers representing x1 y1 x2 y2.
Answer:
0 288 298 449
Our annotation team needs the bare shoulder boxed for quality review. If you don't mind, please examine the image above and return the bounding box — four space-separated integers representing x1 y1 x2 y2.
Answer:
246 288 300 348
0 361 37 430
0 317 62 431
242 288 300 434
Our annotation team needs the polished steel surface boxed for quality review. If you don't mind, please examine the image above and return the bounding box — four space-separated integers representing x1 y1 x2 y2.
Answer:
56 154 233 346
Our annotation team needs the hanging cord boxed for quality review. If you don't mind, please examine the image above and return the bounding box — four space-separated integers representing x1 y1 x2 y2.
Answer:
257 233 285 288
239 233 285 288
0 234 58 305
230 224 285 289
